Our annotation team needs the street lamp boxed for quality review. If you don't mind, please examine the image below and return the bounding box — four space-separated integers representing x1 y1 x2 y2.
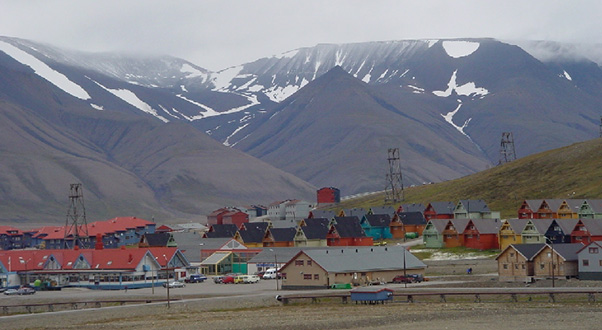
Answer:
269 249 278 291
545 237 555 288
163 254 170 308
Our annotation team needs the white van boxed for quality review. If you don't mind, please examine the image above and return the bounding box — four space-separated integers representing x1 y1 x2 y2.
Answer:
262 268 278 279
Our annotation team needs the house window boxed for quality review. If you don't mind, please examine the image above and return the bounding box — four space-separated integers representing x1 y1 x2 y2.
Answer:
583 259 590 266
589 247 599 254
314 274 319 280
515 264 519 269
510 252 514 257
540 263 545 270
522 264 525 269
303 274 312 280
281 273 287 279
295 260 304 266
503 264 508 269
599 261 602 267
307 260 312 266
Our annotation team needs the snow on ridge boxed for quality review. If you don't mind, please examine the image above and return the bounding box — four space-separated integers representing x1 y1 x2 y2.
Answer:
264 78 309 102
212 65 243 90
90 103 104 111
273 49 299 59
441 101 471 137
426 40 439 48
433 70 489 97
180 63 205 78
562 70 573 81
0 40 91 100
442 41 480 58
93 80 168 123
223 123 250 147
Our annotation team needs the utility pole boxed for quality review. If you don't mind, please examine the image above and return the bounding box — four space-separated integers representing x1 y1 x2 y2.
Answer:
64 183 89 249
384 148 404 204
499 132 517 165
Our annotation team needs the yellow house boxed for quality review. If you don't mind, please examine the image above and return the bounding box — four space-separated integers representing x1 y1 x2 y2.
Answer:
499 219 528 251
294 218 329 247
557 199 584 219
234 222 269 248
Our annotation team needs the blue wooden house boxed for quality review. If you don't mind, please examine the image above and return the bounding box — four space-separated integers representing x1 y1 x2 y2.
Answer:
350 286 394 304
360 214 393 241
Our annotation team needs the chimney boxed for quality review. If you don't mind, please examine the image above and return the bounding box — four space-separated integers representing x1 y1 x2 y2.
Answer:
95 234 104 250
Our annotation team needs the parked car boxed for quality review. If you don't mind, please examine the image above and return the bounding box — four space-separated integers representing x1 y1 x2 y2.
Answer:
221 275 235 284
213 275 224 284
3 289 19 295
18 286 36 295
392 275 413 284
234 275 246 284
243 275 260 284
262 268 281 279
185 274 207 283
408 274 424 283
162 281 185 288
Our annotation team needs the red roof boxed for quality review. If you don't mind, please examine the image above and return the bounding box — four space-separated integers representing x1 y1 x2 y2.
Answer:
30 217 155 241
0 247 167 271
0 226 23 236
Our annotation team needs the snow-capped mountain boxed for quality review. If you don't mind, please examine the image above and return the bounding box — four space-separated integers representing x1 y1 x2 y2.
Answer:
1 35 602 203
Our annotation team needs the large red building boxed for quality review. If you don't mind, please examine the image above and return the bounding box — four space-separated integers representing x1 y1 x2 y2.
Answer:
317 187 340 206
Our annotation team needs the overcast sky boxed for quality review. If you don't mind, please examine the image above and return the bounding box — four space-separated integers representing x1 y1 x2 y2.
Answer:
1 1 600 71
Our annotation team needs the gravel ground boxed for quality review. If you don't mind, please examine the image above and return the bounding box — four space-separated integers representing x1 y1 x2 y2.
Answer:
4 258 602 329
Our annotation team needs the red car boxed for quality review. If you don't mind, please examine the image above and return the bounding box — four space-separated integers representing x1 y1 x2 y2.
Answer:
392 275 413 284
221 275 235 284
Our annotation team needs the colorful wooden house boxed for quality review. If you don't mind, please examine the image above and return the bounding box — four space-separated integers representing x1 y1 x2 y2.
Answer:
521 219 552 244
442 219 470 248
396 212 427 236
462 219 501 250
262 227 296 247
577 241 602 280
424 202 455 221
536 199 563 219
517 200 543 219
422 219 450 248
453 200 499 219
360 214 392 241
235 222 269 248
499 219 528 251
546 219 578 244
532 243 583 279
327 217 373 246
496 243 545 281
578 200 602 219
571 219 602 245
557 199 584 219
316 187 340 205
294 218 329 247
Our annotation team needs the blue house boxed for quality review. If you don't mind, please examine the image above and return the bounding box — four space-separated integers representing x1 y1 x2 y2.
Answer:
360 214 393 241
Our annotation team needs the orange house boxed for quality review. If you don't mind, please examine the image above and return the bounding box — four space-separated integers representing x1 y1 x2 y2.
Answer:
262 227 296 247
443 219 470 248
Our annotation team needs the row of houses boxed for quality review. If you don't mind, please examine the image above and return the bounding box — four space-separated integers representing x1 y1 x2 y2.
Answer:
497 241 602 282
0 217 156 251
517 199 602 219
0 246 190 290
202 209 429 249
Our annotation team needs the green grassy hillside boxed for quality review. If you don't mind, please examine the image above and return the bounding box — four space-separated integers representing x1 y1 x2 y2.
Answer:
331 138 602 218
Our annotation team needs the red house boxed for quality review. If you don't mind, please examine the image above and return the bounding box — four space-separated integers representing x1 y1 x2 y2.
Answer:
536 199 562 219
221 210 249 229
517 200 543 219
317 187 340 205
462 219 501 250
570 219 602 245
207 208 230 226
443 219 470 248
327 217 373 246
423 202 455 221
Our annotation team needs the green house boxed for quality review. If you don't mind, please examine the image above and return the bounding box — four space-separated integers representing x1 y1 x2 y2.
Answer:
521 219 552 244
578 200 602 219
422 219 449 248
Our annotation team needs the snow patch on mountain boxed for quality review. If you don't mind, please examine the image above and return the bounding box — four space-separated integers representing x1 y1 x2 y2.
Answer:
442 41 480 58
223 123 250 147
563 70 573 81
93 80 168 122
273 49 299 59
90 103 104 111
212 66 243 90
433 70 489 97
441 101 471 137
0 40 91 100
264 79 308 102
